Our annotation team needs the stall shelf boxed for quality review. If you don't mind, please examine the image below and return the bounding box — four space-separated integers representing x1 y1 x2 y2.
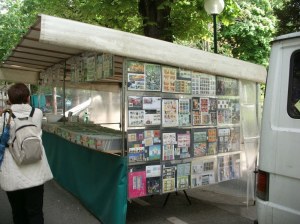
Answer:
0 14 267 224
43 122 122 153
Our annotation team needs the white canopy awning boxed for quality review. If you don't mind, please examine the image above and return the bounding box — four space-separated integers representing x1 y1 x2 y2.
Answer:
0 14 267 85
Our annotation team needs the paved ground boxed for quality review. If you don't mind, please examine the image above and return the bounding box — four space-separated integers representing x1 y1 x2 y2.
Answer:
0 180 256 224
0 181 100 224
127 189 256 224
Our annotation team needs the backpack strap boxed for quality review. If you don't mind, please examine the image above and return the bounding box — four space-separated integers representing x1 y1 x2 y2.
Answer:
29 107 35 117
11 107 35 119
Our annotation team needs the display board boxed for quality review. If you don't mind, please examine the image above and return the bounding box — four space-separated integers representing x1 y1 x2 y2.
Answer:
125 59 241 199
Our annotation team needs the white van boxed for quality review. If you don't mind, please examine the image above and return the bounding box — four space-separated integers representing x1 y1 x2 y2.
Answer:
256 32 300 223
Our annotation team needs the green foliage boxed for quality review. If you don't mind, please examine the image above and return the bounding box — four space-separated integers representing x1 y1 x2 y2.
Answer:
30 84 39 94
22 0 143 33
219 0 276 66
171 0 207 41
171 0 239 42
0 0 35 61
274 0 300 35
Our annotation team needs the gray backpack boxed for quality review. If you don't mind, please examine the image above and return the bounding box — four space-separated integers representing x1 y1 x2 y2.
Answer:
9 108 43 165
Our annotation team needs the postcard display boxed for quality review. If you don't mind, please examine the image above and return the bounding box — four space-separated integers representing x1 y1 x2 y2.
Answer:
126 60 241 199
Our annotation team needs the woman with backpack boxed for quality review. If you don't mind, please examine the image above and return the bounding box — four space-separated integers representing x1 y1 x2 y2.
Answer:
0 83 53 224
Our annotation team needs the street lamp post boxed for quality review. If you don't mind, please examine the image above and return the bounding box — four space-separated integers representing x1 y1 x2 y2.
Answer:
204 0 225 54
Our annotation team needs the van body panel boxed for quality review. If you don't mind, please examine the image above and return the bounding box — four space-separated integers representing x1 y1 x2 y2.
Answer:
275 131 300 178
257 197 300 224
269 174 300 211
256 199 273 224
273 31 300 42
259 42 282 172
260 38 300 176
257 35 300 223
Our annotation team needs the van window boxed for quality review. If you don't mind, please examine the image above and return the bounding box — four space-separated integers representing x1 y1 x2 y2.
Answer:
288 51 300 118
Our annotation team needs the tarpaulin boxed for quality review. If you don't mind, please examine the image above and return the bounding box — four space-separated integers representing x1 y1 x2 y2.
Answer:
43 131 127 224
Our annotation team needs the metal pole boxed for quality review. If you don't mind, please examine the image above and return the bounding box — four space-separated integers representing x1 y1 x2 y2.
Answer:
121 61 126 157
213 14 218 54
63 63 66 118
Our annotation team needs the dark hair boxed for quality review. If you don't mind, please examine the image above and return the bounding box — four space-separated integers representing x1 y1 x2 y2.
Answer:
8 83 30 104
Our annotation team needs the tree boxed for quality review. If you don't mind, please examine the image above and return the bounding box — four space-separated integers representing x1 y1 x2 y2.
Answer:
138 0 173 41
21 0 142 33
220 0 276 66
0 0 35 61
19 0 239 42
274 0 300 35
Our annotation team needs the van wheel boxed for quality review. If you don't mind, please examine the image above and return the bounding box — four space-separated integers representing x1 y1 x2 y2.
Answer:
254 220 258 224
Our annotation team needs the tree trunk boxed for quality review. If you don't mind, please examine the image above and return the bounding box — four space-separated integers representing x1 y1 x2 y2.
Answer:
138 0 173 42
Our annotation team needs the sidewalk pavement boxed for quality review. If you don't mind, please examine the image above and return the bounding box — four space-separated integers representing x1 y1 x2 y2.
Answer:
0 180 256 224
127 189 256 224
0 180 100 224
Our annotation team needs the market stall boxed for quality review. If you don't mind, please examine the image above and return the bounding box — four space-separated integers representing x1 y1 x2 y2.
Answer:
0 14 267 224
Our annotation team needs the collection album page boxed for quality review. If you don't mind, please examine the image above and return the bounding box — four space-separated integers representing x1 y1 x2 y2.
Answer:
178 98 191 126
162 132 176 161
162 165 176 193
191 158 216 188
192 129 207 157
192 97 217 126
162 67 191 94
216 77 239 96
162 99 179 127
192 72 216 96
128 96 161 126
128 167 147 198
127 129 161 163
218 153 240 182
175 130 192 159
127 60 161 91
146 165 161 194
177 163 191 190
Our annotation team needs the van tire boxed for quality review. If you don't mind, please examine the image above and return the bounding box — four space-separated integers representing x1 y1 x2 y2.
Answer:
254 220 258 224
